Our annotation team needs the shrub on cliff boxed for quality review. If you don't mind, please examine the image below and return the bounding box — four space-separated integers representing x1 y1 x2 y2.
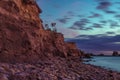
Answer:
45 24 51 31
51 22 57 32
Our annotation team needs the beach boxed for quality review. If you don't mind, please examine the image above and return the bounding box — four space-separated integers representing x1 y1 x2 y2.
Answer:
0 57 120 80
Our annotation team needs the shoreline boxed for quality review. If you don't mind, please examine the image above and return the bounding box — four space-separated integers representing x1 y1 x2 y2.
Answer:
83 56 120 73
85 63 120 74
0 57 120 80
85 62 120 73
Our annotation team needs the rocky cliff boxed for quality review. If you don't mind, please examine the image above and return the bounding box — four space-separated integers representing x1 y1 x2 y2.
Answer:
1 1 120 80
0 0 80 63
0 0 43 28
66 42 81 57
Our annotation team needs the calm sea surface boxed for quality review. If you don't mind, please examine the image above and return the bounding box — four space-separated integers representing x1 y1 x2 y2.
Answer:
84 56 120 72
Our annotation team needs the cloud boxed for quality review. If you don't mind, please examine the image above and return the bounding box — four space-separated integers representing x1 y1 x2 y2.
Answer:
96 1 115 14
108 20 120 28
88 12 102 18
73 18 90 25
100 20 107 24
106 31 115 34
114 14 120 20
70 27 92 30
67 11 75 16
104 10 116 14
57 11 75 24
91 23 103 28
75 34 102 39
96 1 112 10
115 14 120 17
66 35 120 54
76 34 108 39
77 15 85 18
57 17 71 24
69 18 92 30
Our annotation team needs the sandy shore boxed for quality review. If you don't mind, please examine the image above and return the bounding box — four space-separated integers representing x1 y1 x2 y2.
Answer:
0 57 120 80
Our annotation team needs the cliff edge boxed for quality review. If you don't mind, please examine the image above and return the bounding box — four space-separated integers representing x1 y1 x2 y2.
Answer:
0 0 80 63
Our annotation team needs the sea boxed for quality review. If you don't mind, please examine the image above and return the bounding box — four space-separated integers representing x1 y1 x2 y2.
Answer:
84 56 120 72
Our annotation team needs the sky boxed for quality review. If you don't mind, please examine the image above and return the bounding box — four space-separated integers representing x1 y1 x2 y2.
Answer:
36 0 120 55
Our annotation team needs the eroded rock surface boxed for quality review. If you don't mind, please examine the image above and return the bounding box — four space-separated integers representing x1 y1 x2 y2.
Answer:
0 0 80 63
66 42 81 57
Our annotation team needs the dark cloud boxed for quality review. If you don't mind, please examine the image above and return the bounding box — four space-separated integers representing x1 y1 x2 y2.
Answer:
96 1 117 14
105 10 116 14
100 20 107 24
66 35 120 53
106 31 115 34
74 18 90 25
91 23 103 28
69 26 92 30
108 20 120 28
77 15 85 18
114 14 120 20
57 17 70 24
69 18 92 30
115 14 120 18
67 11 75 17
57 11 75 24
84 27 93 30
88 12 102 18
75 34 107 39
96 1 112 10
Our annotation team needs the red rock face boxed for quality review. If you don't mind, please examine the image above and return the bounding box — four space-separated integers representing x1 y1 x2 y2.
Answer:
66 42 81 57
0 0 80 63
0 0 43 29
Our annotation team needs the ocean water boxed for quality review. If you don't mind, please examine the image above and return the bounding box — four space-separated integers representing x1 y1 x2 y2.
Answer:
84 56 120 72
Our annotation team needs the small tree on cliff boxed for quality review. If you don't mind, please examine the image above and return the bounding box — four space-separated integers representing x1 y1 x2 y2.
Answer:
51 22 57 32
112 51 119 56
45 24 51 31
